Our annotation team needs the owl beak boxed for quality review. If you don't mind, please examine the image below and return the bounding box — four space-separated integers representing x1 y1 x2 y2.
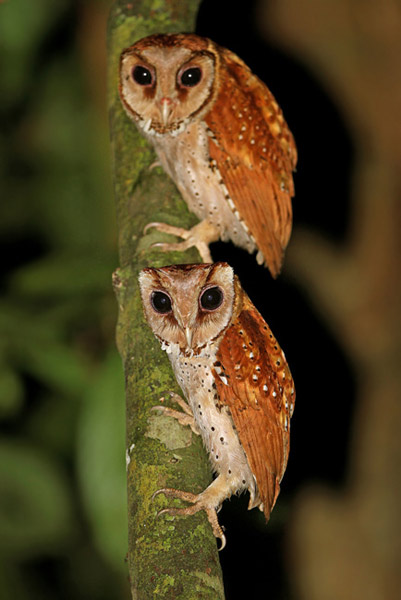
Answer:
185 326 193 348
160 97 173 126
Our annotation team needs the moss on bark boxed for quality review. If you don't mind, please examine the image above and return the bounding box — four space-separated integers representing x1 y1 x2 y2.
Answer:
108 1 225 598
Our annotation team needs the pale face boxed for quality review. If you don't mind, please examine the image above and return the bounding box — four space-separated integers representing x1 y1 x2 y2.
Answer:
119 45 216 134
139 263 236 351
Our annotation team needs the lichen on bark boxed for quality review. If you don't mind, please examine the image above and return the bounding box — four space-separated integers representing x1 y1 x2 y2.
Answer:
108 1 225 598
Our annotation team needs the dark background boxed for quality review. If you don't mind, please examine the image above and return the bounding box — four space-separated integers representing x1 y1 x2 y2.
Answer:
1 0 399 599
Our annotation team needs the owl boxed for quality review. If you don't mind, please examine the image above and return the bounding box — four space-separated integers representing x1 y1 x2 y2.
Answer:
120 34 297 278
139 262 295 547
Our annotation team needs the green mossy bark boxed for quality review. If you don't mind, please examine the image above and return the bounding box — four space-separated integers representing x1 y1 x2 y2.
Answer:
108 2 225 598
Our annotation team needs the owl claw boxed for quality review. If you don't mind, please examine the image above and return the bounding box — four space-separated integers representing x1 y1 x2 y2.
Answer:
151 393 200 434
152 487 226 550
217 531 226 551
144 221 189 237
151 405 199 434
148 159 162 171
143 220 219 263
167 392 193 416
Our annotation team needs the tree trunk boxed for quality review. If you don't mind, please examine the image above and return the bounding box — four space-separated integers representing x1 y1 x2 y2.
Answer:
107 1 225 598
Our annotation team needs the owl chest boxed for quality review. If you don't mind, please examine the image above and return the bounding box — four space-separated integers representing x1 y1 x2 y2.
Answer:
169 351 252 482
149 124 255 252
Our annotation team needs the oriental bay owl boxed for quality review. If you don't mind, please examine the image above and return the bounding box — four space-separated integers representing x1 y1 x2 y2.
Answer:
120 34 297 277
139 262 295 547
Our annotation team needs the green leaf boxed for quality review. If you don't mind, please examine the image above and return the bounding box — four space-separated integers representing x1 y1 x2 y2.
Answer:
0 302 90 395
0 440 75 558
77 350 127 573
26 392 78 457
10 252 117 298
19 340 90 396
0 0 67 107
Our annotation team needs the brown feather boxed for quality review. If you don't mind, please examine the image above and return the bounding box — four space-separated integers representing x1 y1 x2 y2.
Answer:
205 45 297 276
213 293 295 520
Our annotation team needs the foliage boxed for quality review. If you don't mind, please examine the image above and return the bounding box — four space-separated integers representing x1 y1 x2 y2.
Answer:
0 1 129 598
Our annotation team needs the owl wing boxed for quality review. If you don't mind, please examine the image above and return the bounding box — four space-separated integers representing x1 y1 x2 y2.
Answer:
205 46 297 277
213 293 295 520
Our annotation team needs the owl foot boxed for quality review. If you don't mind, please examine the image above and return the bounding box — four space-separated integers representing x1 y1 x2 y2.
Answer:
148 159 161 171
153 487 226 550
143 220 219 263
152 392 200 435
166 392 194 416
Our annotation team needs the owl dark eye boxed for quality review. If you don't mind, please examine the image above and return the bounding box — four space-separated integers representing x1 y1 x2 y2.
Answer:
132 65 153 86
179 67 202 87
151 291 172 314
200 286 223 311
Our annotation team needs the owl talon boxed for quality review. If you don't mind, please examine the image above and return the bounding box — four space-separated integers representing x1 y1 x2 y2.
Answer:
153 487 226 550
152 392 200 434
144 222 189 237
144 220 219 263
168 392 194 416
152 487 198 504
151 405 199 434
148 159 161 171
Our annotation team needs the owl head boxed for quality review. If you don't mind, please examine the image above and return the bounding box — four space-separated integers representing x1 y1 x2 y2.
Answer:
139 262 242 352
119 33 219 134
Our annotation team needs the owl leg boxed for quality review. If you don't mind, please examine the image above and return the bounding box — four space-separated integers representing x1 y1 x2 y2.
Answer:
143 220 220 263
152 392 200 435
153 487 226 550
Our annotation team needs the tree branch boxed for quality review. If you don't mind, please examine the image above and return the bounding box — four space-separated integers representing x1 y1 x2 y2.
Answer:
107 1 225 598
